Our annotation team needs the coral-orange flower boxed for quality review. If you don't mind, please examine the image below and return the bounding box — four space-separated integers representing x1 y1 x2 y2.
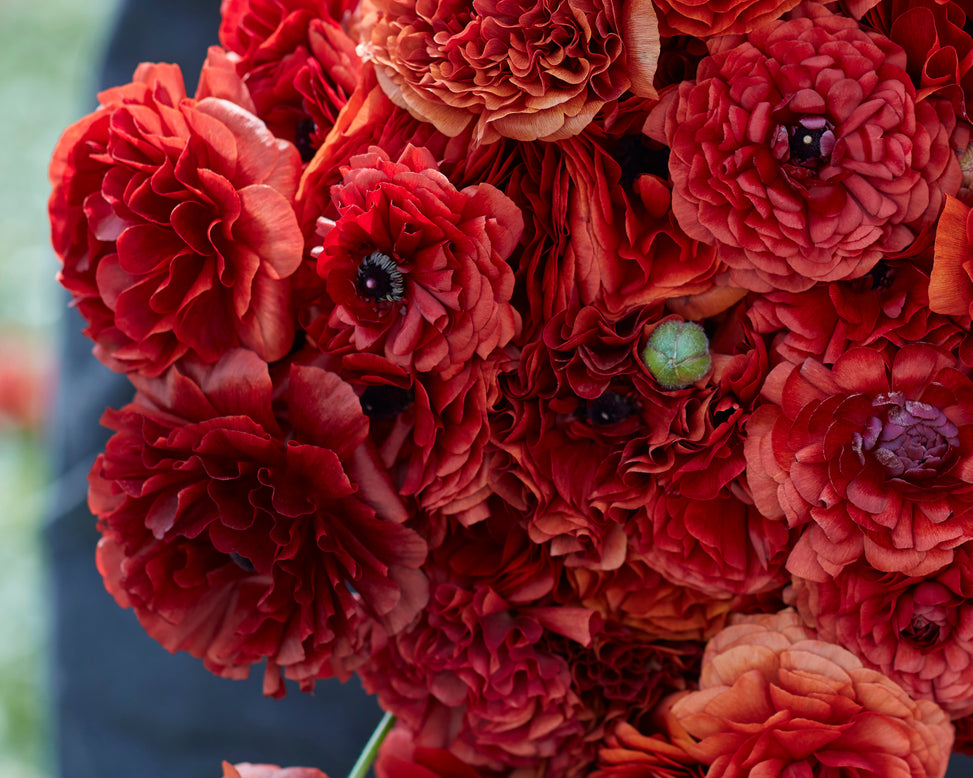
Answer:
670 610 954 778
363 0 659 143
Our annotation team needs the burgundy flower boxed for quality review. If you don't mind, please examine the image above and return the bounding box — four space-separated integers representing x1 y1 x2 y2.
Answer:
307 145 522 380
90 349 427 696
793 543 973 718
669 609 954 777
745 344 973 578
49 62 303 375
219 0 361 157
646 5 960 292
363 0 659 143
359 515 599 777
508 106 722 342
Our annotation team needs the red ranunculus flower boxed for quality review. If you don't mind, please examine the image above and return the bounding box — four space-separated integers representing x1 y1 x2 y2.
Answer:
652 0 800 37
749 256 966 368
91 349 427 697
646 4 960 292
223 763 330 778
746 344 973 578
49 61 303 376
219 0 361 158
359 514 598 777
307 145 522 380
670 609 954 778
793 543 973 718
362 0 659 143
931 195 973 321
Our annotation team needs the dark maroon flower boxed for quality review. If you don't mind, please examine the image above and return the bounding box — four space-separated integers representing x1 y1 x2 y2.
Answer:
90 349 427 696
646 4 961 292
49 62 303 375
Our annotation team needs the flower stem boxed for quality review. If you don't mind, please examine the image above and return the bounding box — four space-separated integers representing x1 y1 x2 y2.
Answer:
347 710 396 778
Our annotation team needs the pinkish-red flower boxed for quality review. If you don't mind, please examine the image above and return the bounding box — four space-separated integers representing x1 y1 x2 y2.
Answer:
646 5 960 292
745 344 973 578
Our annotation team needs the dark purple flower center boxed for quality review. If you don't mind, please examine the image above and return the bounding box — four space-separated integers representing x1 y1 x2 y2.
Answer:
295 117 317 163
356 251 404 303
586 391 634 426
852 392 959 481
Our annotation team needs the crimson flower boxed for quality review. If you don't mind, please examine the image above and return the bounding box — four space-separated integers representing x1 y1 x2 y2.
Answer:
49 61 303 375
90 349 427 696
646 4 960 292
308 145 522 380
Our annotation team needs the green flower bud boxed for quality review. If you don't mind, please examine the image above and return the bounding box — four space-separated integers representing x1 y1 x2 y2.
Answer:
642 320 711 389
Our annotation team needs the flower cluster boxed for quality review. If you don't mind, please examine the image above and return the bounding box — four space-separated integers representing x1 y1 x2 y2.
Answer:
49 0 973 775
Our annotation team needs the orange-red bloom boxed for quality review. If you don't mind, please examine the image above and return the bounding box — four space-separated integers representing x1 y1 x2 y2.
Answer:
363 0 659 143
670 610 953 777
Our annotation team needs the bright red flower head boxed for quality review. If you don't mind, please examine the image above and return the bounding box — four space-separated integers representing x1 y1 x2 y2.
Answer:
670 609 954 778
90 349 427 696
308 145 522 380
49 62 303 376
652 0 800 37
363 0 659 143
794 543 973 718
746 344 973 578
646 5 961 292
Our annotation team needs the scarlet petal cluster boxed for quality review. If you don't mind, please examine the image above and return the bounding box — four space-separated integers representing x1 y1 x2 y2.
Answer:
90 349 427 696
309 145 522 380
49 62 303 375
746 344 973 577
648 5 960 292
364 0 658 142
670 610 953 777
651 0 800 37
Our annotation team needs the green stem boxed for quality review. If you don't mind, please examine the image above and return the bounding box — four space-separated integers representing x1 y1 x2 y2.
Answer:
347 710 396 778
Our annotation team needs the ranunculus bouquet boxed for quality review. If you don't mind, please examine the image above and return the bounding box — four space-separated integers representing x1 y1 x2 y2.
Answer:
47 0 973 775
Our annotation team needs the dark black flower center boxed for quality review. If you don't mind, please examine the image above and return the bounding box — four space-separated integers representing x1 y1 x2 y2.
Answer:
230 552 255 572
788 125 827 163
866 260 896 291
295 118 317 164
610 136 671 188
356 252 404 303
586 392 634 426
360 385 413 419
